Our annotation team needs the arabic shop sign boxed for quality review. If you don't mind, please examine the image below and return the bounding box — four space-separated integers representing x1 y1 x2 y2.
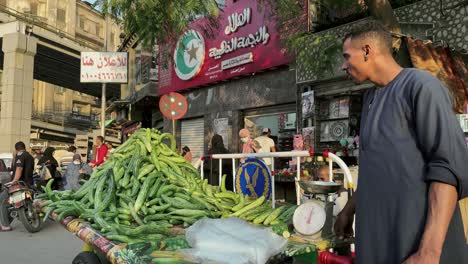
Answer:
80 52 128 83
159 0 291 94
209 7 270 59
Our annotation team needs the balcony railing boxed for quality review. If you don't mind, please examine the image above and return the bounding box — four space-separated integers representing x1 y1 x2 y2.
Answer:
32 110 99 130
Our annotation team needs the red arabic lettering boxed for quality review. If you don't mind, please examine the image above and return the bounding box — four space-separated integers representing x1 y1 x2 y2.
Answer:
82 56 94 66
97 57 103 69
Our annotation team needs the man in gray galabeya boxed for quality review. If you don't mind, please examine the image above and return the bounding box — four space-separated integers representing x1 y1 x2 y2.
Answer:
335 20 468 264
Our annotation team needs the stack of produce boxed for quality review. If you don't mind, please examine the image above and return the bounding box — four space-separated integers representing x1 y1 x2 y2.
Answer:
39 128 296 244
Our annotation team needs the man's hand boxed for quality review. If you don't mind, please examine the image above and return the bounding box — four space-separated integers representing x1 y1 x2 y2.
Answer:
334 210 354 239
78 169 84 174
334 195 355 239
88 163 95 168
403 182 457 264
402 249 440 264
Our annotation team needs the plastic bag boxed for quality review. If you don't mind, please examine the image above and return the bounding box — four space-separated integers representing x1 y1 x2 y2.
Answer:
183 217 288 264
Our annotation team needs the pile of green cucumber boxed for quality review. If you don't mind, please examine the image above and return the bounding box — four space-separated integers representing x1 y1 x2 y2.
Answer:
39 128 296 244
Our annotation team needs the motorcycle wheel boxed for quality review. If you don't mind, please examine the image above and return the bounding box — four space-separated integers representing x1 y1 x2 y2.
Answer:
7 212 13 225
72 252 102 264
18 200 42 233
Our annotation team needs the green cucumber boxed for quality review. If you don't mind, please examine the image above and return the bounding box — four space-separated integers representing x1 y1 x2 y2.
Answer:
231 196 266 217
263 205 288 225
134 172 157 212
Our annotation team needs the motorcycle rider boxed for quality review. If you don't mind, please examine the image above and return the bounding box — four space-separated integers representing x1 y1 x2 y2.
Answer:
0 141 35 231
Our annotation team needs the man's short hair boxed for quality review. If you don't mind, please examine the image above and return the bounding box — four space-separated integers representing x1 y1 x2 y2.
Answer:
15 141 26 151
96 136 104 142
343 20 393 54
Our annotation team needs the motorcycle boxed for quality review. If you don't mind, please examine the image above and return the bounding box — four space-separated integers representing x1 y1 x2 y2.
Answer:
3 181 43 233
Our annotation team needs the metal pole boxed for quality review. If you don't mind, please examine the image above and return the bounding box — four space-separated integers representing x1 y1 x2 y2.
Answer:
101 83 106 137
200 158 204 180
172 120 176 138
219 159 222 187
296 156 301 205
271 158 275 208
232 158 236 193
101 10 109 138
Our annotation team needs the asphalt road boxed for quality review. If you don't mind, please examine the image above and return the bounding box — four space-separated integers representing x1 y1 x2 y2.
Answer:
0 219 83 264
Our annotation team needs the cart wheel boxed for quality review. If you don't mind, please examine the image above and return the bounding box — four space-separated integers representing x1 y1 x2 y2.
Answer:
72 252 102 264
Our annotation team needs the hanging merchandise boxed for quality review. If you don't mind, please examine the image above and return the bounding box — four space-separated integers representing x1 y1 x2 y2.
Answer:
339 138 348 147
302 127 315 151
302 90 315 118
293 135 304 151
320 120 349 142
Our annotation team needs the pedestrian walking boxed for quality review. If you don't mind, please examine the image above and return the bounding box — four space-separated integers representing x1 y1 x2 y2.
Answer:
334 21 468 264
60 146 77 168
89 136 108 168
181 146 192 163
38 147 59 190
63 154 93 191
239 129 261 156
254 128 276 167
205 134 232 189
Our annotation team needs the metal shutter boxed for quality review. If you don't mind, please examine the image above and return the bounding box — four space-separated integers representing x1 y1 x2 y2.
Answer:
181 118 204 162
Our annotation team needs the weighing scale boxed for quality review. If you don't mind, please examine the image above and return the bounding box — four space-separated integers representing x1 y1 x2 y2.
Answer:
292 153 354 241
293 181 343 239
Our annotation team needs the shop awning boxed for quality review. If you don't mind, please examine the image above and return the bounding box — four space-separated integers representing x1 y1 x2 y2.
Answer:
122 121 140 135
98 119 115 128
129 81 158 104
106 100 131 114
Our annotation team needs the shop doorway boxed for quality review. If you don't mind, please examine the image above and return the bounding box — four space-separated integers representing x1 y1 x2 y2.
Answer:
181 118 205 163
243 104 297 169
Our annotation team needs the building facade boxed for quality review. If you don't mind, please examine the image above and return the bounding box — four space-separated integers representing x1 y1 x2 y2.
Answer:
0 0 122 152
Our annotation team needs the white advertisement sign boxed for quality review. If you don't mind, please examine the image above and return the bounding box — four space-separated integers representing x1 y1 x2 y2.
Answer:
80 52 128 83
221 52 253 70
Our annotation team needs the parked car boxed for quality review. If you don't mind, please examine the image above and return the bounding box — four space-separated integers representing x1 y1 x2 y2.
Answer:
0 153 13 170
0 153 13 185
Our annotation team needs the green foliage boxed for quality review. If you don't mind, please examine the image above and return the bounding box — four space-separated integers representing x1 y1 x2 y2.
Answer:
95 0 221 47
294 33 342 79
272 0 349 77
94 0 372 77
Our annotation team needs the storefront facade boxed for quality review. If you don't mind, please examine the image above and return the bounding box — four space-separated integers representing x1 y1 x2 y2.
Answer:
167 67 296 160
158 0 305 162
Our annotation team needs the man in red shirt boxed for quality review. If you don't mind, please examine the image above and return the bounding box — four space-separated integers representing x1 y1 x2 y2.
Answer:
89 136 108 168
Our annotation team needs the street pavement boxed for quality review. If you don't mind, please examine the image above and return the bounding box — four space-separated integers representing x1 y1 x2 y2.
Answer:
0 219 83 264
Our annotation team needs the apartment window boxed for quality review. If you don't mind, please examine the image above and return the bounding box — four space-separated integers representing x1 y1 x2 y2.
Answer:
55 86 65 94
54 102 63 113
0 0 6 7
73 105 82 114
79 16 85 29
30 2 38 15
57 8 66 27
110 32 115 47
38 1 47 17
96 23 100 37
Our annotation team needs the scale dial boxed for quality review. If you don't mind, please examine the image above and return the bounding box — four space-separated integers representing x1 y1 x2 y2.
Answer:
293 201 326 236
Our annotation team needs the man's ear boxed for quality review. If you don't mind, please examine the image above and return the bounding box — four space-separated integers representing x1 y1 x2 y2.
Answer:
362 45 371 61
